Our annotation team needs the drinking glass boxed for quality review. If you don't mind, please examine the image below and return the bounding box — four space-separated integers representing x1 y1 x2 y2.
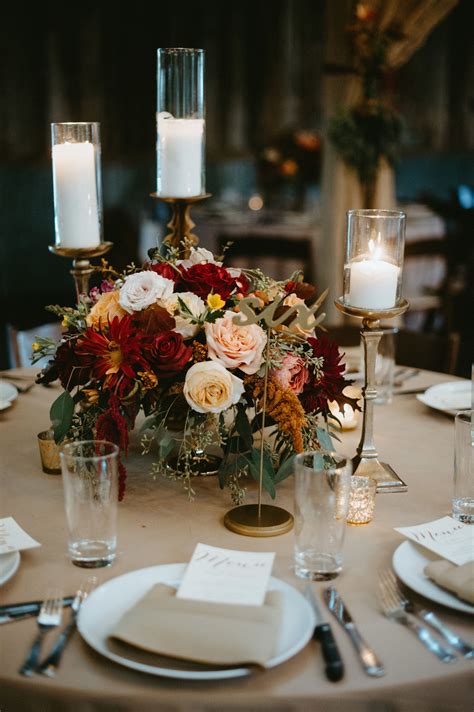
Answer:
294 451 352 580
453 411 474 523
374 327 397 404
60 441 119 567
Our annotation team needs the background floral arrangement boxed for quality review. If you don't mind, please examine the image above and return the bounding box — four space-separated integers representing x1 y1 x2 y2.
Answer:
34 243 357 503
328 2 403 208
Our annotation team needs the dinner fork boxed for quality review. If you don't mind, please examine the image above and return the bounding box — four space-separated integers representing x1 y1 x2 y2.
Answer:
38 576 97 677
382 570 473 658
377 572 456 663
19 590 63 676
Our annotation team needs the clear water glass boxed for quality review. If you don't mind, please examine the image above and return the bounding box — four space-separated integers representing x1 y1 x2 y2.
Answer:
453 411 474 524
374 327 397 404
294 451 352 580
60 441 119 567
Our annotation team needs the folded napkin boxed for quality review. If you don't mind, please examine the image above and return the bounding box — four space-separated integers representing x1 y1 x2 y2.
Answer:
110 583 283 667
424 560 474 604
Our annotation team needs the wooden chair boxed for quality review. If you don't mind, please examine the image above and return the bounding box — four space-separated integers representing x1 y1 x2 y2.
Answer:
7 322 61 369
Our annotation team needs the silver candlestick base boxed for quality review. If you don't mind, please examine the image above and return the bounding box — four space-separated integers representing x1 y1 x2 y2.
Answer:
335 297 410 493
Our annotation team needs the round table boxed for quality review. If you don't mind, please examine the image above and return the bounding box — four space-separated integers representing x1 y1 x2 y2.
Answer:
0 368 472 712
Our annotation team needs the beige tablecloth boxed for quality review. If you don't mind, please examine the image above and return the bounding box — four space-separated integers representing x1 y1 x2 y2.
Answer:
0 368 472 712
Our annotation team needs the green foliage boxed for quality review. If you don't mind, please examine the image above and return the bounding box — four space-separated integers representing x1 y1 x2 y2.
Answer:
50 391 74 444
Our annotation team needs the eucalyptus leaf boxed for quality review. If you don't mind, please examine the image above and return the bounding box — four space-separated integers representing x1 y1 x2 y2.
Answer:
248 448 276 499
274 454 296 483
235 406 253 450
316 427 334 453
49 391 74 444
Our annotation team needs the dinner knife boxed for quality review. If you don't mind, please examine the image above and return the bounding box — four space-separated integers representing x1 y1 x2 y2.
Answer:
304 585 344 682
0 597 74 624
323 587 385 678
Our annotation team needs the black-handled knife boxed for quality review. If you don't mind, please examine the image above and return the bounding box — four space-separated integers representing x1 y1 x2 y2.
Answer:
0 597 74 624
304 584 344 682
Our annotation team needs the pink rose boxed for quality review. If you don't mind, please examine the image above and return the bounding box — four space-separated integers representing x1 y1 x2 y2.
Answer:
205 311 266 375
270 354 309 395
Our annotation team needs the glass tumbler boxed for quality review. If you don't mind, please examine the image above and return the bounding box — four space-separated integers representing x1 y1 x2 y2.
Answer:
453 411 474 524
60 441 119 567
294 451 352 580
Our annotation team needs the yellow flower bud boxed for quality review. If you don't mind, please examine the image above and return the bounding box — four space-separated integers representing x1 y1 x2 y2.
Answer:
62 317 69 327
207 293 225 311
31 342 40 352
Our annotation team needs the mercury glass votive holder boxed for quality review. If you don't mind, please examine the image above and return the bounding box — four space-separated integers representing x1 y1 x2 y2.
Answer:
347 475 377 525
37 430 62 475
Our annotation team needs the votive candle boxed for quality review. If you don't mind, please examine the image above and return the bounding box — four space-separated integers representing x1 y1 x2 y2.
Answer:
347 476 377 525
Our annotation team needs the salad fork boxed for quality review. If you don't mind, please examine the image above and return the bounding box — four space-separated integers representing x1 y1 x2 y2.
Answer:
19 589 63 676
382 570 473 658
377 572 456 663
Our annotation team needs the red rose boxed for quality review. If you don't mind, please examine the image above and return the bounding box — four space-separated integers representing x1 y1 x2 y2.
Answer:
55 338 93 391
150 331 192 377
180 263 238 300
148 261 180 284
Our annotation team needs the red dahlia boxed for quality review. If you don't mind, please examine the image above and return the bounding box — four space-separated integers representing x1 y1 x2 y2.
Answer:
76 315 151 395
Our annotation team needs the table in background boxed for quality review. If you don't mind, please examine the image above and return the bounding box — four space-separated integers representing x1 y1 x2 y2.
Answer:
0 368 472 712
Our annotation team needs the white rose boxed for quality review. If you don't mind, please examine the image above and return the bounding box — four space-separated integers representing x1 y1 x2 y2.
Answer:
184 361 244 414
119 271 174 313
163 291 206 339
178 246 222 270
205 311 267 374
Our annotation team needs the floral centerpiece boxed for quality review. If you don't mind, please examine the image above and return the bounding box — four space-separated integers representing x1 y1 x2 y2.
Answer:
33 243 357 503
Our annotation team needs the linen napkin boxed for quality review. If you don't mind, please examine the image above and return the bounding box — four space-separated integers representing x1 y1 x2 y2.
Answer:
424 560 474 605
110 583 283 667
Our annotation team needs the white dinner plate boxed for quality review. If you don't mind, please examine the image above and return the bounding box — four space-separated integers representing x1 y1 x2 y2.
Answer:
0 382 18 411
416 380 471 416
78 563 315 681
0 551 21 586
392 541 473 615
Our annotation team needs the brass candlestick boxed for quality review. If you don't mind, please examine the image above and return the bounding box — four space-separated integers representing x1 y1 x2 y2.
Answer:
49 243 113 304
335 297 409 493
150 193 211 259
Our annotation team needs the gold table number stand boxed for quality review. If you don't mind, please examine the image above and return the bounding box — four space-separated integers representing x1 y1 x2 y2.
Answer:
335 297 410 493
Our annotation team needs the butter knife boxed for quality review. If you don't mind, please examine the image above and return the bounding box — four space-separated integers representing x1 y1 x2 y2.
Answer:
304 585 344 681
323 587 385 677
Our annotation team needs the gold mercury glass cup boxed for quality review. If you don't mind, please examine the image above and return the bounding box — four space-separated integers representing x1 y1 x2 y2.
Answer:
37 430 62 475
347 476 377 525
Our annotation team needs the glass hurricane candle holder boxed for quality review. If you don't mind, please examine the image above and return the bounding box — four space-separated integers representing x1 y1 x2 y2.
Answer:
156 48 205 198
343 210 406 310
51 122 103 249
347 476 377 525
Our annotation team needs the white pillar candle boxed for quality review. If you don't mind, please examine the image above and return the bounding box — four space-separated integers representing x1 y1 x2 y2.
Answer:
157 114 204 197
52 142 100 248
348 258 399 309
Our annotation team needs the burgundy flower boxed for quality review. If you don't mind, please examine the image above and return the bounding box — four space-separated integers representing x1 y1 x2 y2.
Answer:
96 393 130 501
301 335 346 415
148 261 180 284
54 338 93 391
180 263 240 300
150 330 192 377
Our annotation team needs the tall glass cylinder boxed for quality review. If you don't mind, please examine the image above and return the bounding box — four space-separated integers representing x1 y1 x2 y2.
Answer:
156 48 205 198
343 209 406 310
51 122 103 249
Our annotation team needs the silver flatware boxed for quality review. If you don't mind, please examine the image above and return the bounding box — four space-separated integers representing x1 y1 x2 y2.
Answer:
377 571 456 663
304 585 344 682
394 368 420 387
323 587 385 677
382 570 473 658
19 589 63 676
38 577 97 677
0 596 74 625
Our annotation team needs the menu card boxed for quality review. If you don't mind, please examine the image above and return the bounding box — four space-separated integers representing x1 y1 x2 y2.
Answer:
395 516 474 566
177 543 275 606
0 517 41 554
